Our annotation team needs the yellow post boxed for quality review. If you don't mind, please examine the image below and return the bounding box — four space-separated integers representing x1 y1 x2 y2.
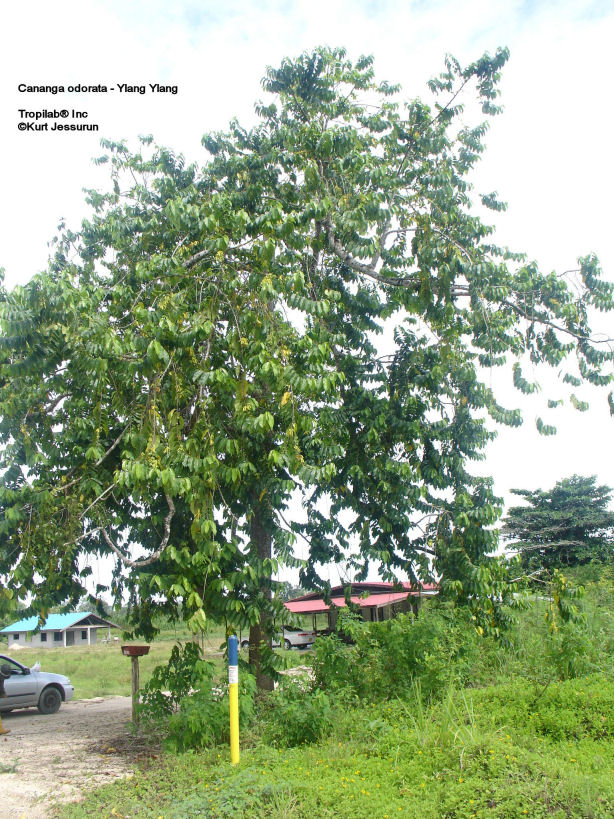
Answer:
228 635 239 764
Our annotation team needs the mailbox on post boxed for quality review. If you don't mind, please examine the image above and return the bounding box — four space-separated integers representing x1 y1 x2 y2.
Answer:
121 645 150 723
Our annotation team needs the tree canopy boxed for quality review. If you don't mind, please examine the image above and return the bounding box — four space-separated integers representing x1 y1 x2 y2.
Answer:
1 47 613 683
502 475 614 572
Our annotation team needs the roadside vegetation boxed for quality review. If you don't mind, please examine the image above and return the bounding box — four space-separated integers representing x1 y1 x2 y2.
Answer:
60 674 614 819
56 567 614 818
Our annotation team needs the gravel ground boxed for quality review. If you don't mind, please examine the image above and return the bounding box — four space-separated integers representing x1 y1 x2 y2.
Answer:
0 697 133 818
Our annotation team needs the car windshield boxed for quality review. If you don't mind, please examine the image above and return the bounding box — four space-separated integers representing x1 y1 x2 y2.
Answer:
1 657 27 675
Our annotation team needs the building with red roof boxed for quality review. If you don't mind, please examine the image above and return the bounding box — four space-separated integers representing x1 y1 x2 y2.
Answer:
283 581 438 632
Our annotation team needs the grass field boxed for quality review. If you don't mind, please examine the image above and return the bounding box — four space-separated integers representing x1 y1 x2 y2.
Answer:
7 641 218 699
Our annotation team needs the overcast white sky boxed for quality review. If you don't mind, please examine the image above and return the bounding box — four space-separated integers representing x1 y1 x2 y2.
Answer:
1 0 613 588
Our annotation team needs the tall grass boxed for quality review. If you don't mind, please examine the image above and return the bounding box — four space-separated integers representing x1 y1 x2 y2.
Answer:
395 681 481 750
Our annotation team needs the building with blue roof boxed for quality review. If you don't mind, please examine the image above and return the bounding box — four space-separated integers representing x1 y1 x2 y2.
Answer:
1 612 120 649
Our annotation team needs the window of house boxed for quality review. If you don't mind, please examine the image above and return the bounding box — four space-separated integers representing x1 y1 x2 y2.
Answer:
40 633 47 642
53 631 62 642
81 630 87 640
12 633 19 641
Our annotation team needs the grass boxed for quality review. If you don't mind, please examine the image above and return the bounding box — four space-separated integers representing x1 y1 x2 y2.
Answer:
59 673 614 818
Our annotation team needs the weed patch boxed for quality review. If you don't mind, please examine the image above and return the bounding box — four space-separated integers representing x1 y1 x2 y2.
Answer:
59 674 614 818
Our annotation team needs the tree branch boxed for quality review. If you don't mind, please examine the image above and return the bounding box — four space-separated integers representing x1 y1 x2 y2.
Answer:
95 427 128 467
84 493 175 568
184 247 213 270
325 216 421 287
503 297 614 345
80 483 117 519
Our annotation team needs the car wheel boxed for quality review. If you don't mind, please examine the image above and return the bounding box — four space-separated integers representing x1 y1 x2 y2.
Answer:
38 686 62 715
283 638 291 651
240 640 249 650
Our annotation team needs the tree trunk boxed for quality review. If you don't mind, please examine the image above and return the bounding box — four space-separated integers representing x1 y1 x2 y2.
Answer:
248 505 274 691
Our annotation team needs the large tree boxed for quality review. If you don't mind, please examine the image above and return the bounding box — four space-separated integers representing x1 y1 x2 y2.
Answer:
502 475 614 571
1 48 613 685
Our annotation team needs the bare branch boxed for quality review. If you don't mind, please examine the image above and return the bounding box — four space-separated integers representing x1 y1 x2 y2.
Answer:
78 493 176 568
43 393 69 414
509 567 548 584
80 483 116 519
325 216 420 288
95 427 128 467
184 247 213 270
503 298 614 345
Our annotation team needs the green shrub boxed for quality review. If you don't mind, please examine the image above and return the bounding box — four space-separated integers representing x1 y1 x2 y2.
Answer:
470 673 614 742
138 639 256 751
311 629 364 696
167 671 256 752
312 602 481 702
139 640 214 719
503 591 614 687
263 677 333 747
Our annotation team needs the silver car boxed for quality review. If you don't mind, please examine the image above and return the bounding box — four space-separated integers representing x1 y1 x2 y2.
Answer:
241 626 317 651
0 654 74 714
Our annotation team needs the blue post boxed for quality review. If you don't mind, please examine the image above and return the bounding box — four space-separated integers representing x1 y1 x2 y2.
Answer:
229 634 238 667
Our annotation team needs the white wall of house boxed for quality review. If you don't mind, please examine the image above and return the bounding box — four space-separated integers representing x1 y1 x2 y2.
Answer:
74 628 97 645
29 632 56 648
6 628 100 648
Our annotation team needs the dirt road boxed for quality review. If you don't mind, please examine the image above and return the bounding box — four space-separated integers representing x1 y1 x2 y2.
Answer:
0 697 133 818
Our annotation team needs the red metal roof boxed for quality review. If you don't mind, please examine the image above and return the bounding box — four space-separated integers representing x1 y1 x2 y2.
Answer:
284 590 414 614
288 581 438 604
284 599 332 614
351 592 412 607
